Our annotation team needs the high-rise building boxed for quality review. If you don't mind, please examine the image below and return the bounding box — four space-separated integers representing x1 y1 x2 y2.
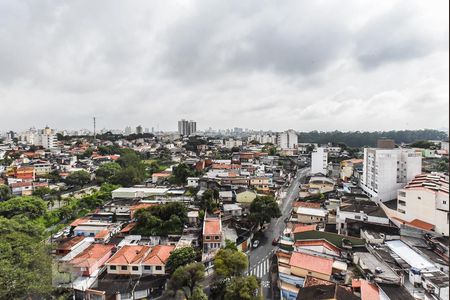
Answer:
360 140 422 202
124 126 132 135
277 130 298 149
178 119 197 136
311 147 328 175
136 125 143 135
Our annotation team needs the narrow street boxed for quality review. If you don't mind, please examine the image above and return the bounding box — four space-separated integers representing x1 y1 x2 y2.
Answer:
247 167 310 299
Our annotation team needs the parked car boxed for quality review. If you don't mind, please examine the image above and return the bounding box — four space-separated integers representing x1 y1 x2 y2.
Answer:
52 232 63 239
252 240 260 248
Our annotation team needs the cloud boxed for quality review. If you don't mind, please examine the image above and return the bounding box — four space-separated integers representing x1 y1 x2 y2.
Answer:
0 0 447 132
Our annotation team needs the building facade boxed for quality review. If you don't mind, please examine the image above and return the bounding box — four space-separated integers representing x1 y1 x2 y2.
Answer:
360 145 422 202
277 130 298 149
396 173 449 236
311 147 328 175
178 119 197 136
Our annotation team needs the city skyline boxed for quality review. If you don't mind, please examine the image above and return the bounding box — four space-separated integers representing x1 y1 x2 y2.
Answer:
0 1 448 132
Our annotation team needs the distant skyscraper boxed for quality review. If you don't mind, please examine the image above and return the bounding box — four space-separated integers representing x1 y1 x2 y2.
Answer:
277 129 298 149
136 125 143 135
178 119 197 136
124 126 132 135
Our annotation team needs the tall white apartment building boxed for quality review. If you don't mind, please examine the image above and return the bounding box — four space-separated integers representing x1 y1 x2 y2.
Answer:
19 126 57 149
277 129 298 149
360 140 422 202
178 119 197 136
249 134 277 145
396 173 449 236
311 147 328 175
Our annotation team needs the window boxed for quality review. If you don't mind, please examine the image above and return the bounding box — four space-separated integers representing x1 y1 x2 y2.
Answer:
214 236 219 240
121 266 127 270
110 265 116 270
399 191 406 197
355 215 361 220
156 266 162 271
205 236 210 240
443 201 447 205
418 196 421 200
399 200 406 206
132 266 139 271
398 209 406 214
144 266 151 270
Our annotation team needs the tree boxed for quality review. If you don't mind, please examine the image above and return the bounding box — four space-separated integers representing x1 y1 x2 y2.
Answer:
167 262 205 300
132 202 187 236
214 248 248 278
166 247 197 274
169 163 196 185
0 196 47 219
224 276 261 300
0 217 52 299
191 286 208 300
0 185 11 201
65 170 91 187
33 187 56 199
95 162 121 183
199 188 219 212
249 196 281 227
224 239 238 251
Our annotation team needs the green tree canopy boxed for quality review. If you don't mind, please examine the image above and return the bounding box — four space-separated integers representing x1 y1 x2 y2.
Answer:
95 162 121 183
0 196 47 219
0 184 11 201
224 276 261 300
191 286 208 300
167 262 205 300
166 247 197 274
249 196 281 227
0 217 52 299
65 170 91 187
132 202 187 236
169 163 196 185
199 188 219 212
214 247 248 278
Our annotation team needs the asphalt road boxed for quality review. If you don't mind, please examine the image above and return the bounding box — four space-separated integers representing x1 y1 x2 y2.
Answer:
247 167 310 299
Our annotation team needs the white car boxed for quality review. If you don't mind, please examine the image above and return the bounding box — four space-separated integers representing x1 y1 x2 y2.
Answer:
52 232 63 239
252 240 260 248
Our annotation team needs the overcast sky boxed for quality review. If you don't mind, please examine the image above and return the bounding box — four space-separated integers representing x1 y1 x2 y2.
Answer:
0 0 448 132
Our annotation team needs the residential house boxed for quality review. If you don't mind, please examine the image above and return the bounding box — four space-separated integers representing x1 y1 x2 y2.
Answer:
394 172 449 236
68 244 115 277
336 199 390 236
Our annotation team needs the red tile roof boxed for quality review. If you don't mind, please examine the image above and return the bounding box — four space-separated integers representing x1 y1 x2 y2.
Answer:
303 275 334 287
70 244 115 268
289 252 333 275
70 217 91 227
95 229 110 239
106 245 151 265
142 245 175 265
293 202 321 208
203 217 221 235
292 224 317 233
120 222 136 233
294 239 341 255
57 236 85 251
392 217 434 231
